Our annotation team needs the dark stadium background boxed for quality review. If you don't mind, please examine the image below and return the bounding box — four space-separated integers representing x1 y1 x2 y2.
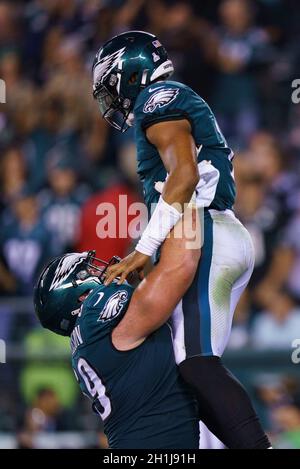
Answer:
0 0 300 449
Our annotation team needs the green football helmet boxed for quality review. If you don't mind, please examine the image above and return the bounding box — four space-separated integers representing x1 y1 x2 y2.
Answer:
92 30 174 132
34 251 121 336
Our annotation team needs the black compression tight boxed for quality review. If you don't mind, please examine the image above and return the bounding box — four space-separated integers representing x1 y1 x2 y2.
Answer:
179 356 271 449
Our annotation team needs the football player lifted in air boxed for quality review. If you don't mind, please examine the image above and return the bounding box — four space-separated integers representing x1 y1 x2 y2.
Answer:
34 208 201 449
92 31 271 449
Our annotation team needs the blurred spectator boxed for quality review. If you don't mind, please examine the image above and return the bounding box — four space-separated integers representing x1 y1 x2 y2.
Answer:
82 111 109 170
251 289 300 349
0 1 20 54
0 146 27 211
23 96 80 192
0 51 38 138
0 190 58 294
17 387 76 449
39 160 89 251
0 258 16 295
212 0 273 144
97 431 109 449
42 34 94 134
235 132 299 291
144 1 215 98
256 203 300 305
272 403 300 449
254 373 293 432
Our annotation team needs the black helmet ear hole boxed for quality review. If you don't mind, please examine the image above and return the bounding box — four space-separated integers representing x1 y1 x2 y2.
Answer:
128 72 138 84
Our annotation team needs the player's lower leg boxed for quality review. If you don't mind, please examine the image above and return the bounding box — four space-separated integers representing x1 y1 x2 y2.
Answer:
179 356 271 449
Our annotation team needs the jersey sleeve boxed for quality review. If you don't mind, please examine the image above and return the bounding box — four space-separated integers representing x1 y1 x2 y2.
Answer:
134 84 193 131
79 282 134 343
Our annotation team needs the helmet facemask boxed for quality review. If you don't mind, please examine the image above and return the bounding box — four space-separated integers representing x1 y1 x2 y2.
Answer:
93 70 135 132
83 250 121 284
94 85 132 133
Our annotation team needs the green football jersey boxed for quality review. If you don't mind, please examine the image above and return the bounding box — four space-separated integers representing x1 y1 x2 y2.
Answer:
71 282 199 449
134 80 236 212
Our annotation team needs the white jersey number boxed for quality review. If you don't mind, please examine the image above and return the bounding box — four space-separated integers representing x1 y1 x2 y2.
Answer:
77 357 111 420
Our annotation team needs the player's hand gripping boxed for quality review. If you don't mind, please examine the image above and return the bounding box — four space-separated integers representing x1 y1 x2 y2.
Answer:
104 250 149 285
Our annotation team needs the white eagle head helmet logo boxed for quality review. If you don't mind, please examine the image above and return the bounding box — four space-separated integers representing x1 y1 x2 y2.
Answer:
98 290 128 322
93 47 126 89
143 88 179 113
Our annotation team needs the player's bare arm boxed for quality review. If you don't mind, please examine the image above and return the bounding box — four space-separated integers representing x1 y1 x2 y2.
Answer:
146 119 199 207
112 207 200 350
104 120 199 285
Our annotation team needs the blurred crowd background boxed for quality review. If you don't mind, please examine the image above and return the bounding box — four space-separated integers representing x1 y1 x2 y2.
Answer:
0 0 300 449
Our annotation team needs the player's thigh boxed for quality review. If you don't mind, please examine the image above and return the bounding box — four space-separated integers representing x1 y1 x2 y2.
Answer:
208 212 254 356
171 211 254 362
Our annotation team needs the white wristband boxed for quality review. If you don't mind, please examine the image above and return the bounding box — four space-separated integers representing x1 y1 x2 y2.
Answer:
136 197 182 256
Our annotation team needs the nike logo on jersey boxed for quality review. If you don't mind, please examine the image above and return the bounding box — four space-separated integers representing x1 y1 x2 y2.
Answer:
144 88 179 113
148 86 164 93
